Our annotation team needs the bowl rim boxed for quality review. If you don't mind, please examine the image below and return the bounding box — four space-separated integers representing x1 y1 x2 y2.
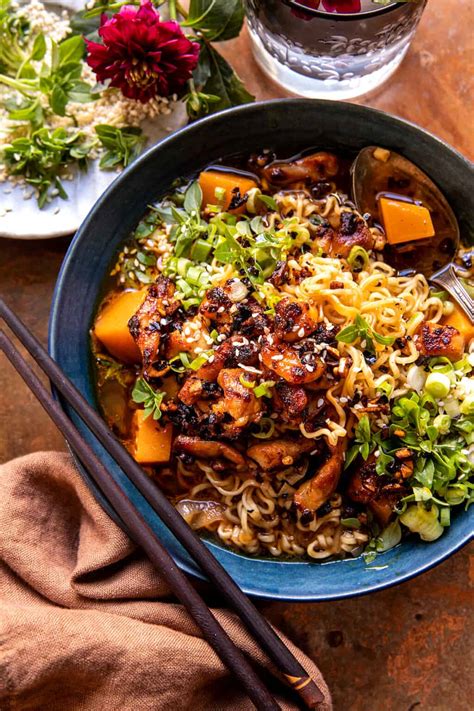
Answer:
49 98 474 601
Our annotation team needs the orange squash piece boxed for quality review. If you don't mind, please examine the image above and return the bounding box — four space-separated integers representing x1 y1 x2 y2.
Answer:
379 197 435 245
199 170 257 213
132 410 173 464
442 304 474 344
94 289 145 363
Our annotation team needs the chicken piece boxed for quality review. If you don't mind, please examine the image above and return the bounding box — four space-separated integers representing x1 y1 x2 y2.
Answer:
174 435 245 466
273 381 308 422
196 336 259 382
347 456 407 526
318 212 375 259
165 316 210 359
294 439 346 512
199 286 233 325
274 298 317 343
347 456 379 504
415 321 465 361
128 277 179 378
213 368 262 430
247 437 316 471
268 260 289 287
262 152 339 187
260 340 324 385
230 299 268 339
177 376 204 406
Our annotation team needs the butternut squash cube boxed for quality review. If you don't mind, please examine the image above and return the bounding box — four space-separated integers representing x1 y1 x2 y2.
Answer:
199 170 257 214
379 197 435 245
132 410 173 464
443 305 474 344
94 289 145 363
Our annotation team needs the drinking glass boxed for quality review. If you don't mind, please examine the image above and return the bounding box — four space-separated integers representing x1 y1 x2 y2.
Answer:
244 1 428 100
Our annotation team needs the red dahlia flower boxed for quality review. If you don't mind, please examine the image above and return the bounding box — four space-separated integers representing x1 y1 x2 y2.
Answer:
85 1 200 103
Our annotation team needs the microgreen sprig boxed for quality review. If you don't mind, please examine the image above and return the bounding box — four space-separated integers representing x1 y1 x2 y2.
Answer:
132 377 166 420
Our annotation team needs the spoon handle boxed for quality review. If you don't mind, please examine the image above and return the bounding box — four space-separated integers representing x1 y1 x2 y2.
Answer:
430 264 474 324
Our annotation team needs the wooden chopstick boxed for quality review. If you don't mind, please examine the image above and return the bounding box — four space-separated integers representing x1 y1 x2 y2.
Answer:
0 328 281 711
0 297 324 709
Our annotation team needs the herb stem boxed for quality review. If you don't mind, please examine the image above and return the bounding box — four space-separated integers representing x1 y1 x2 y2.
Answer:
168 0 177 20
0 73 36 94
176 1 188 18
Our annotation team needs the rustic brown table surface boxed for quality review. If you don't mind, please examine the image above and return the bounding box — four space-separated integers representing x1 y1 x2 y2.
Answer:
1 1 473 709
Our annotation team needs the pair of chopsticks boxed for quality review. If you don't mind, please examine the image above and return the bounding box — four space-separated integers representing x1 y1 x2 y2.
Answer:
0 297 324 711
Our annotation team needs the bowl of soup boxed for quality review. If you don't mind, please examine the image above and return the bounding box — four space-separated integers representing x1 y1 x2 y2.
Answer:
49 99 474 600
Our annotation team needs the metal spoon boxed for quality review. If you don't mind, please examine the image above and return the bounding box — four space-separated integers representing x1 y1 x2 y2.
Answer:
351 146 474 324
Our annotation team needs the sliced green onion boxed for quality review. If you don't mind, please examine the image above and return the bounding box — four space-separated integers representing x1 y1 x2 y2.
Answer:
425 372 451 399
254 380 275 398
177 257 190 277
347 245 369 271
168 355 187 373
454 355 472 375
239 373 255 388
440 507 451 527
433 413 451 435
341 517 361 529
460 395 474 415
186 265 205 286
176 278 194 298
252 417 275 439
400 503 443 541
209 329 219 342
445 486 466 506
191 239 213 262
189 351 212 371
430 289 449 301
376 381 393 398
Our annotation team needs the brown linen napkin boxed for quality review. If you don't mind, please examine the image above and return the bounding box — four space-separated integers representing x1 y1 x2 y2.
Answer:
0 452 331 711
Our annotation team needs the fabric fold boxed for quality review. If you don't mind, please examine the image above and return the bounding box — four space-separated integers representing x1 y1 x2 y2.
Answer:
0 452 331 710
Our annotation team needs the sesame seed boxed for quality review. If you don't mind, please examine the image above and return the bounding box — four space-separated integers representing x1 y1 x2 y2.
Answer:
297 327 305 338
317 398 324 407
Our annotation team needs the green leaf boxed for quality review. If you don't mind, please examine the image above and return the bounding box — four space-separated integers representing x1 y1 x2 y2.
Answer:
95 125 147 169
67 80 96 103
69 9 101 39
31 33 46 61
58 35 85 66
50 84 68 116
336 324 359 343
196 44 254 114
187 0 244 41
131 377 165 420
258 194 278 211
50 40 59 71
184 181 203 214
341 517 361 529
373 330 396 346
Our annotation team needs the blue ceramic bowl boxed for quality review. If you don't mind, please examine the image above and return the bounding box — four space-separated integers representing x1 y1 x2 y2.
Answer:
49 99 474 601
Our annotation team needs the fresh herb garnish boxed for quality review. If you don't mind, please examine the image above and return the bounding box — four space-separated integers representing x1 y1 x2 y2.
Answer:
336 314 395 352
95 125 147 169
3 127 91 207
132 377 166 420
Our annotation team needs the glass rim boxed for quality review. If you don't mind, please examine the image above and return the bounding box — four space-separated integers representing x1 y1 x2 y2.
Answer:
287 1 410 21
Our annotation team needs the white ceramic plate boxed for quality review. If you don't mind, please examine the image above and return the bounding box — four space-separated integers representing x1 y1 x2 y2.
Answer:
0 0 186 240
